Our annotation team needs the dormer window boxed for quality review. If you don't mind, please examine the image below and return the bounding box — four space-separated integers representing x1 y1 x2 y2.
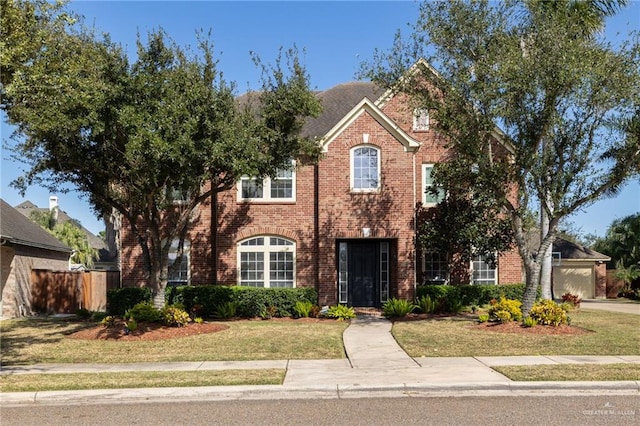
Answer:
413 108 430 131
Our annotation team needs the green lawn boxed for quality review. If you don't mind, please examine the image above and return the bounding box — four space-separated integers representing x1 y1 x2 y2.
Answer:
392 309 640 357
0 317 348 365
493 364 640 381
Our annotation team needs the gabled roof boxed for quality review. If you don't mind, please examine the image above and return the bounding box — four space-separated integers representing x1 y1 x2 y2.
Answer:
320 97 421 153
553 238 611 262
0 199 71 253
301 82 383 138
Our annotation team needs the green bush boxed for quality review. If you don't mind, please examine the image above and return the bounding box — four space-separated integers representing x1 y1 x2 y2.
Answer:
75 308 91 320
162 305 191 327
478 314 490 323
213 301 238 319
528 299 569 326
100 315 116 327
522 316 537 328
166 285 318 319
125 319 138 332
417 283 541 308
294 300 314 318
165 285 234 318
382 298 416 318
107 287 152 316
326 305 356 321
91 311 108 322
416 285 462 313
416 295 437 314
487 297 523 322
124 302 163 323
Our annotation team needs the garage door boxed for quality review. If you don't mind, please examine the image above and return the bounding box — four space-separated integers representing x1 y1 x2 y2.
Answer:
553 262 594 299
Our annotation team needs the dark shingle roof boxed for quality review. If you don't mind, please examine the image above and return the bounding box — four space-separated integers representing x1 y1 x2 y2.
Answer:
14 200 106 252
0 199 72 253
301 82 383 138
553 238 610 262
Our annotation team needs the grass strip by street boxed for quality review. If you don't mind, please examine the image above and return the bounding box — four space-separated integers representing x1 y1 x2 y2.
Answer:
492 364 640 382
0 369 285 393
1 318 348 365
392 309 640 357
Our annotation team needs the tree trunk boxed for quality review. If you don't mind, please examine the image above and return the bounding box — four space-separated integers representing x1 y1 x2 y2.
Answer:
540 207 553 300
522 258 541 317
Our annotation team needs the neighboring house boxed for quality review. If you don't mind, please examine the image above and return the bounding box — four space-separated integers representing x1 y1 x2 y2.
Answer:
1 198 72 318
551 238 610 300
14 197 118 271
120 62 523 308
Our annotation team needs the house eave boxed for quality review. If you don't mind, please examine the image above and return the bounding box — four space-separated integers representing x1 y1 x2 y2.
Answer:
320 98 420 153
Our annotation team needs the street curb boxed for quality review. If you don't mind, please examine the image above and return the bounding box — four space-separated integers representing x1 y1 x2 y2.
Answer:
2 381 639 406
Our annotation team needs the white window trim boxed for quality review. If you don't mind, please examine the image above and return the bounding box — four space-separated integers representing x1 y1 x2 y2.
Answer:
413 108 430 131
237 236 296 288
470 254 498 285
237 167 296 203
422 163 444 206
350 145 381 193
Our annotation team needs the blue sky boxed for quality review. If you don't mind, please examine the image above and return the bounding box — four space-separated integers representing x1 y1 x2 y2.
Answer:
1 0 639 237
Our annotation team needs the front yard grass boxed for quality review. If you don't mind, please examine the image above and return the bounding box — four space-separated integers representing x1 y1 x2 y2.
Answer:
392 309 640 357
0 318 348 365
0 369 285 393
493 364 640 381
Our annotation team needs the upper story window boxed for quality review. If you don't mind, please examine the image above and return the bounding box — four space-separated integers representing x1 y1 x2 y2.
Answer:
238 168 295 202
413 108 430 131
351 146 380 192
238 236 295 288
167 239 190 286
422 164 445 206
471 254 497 285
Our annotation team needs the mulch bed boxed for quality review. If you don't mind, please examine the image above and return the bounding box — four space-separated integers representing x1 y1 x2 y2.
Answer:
69 320 229 341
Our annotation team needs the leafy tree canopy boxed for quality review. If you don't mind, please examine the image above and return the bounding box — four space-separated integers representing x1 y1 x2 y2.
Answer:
2 1 322 301
363 0 640 313
592 213 640 269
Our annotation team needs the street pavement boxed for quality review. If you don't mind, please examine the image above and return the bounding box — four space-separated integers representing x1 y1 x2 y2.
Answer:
1 303 639 406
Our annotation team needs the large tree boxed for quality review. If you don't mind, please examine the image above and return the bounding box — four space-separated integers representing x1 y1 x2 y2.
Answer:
2 1 322 305
364 0 640 314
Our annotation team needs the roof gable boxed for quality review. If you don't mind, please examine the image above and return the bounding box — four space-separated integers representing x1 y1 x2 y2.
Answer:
320 97 421 153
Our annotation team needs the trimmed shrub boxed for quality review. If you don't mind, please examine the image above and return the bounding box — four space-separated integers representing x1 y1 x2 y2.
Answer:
487 297 523 322
417 283 541 308
528 299 569 326
382 298 417 318
75 308 91 320
107 287 152 316
124 302 163 323
165 285 234 318
416 285 462 313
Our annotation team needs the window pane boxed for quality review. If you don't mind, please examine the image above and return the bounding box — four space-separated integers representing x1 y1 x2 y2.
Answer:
240 252 264 287
241 178 263 199
353 147 379 189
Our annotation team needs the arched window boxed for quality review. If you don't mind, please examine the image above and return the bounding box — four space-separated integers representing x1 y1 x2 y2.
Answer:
238 236 296 288
351 146 380 192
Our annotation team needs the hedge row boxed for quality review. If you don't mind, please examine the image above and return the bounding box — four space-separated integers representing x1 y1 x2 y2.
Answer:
165 285 318 318
416 283 541 307
107 287 152 315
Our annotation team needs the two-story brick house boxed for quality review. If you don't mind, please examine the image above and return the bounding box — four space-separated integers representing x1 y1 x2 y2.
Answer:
120 66 523 307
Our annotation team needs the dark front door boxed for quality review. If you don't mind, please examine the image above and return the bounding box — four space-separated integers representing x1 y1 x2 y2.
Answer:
348 241 378 307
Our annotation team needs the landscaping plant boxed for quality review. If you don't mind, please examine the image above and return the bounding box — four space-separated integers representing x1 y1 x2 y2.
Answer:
382 298 417 318
326 305 356 321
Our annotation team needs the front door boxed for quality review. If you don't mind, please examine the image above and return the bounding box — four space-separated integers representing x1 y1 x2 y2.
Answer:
348 241 378 307
337 240 390 307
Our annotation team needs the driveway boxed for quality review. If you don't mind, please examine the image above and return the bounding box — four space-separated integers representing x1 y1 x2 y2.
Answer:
581 300 640 315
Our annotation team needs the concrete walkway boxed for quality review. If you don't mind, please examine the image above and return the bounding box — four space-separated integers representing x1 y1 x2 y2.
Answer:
2 314 640 405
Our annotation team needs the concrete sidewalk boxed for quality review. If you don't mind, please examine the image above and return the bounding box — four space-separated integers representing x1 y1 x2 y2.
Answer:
2 315 640 405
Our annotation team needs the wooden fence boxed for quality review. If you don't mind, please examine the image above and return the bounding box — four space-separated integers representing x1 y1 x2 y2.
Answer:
31 269 120 313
